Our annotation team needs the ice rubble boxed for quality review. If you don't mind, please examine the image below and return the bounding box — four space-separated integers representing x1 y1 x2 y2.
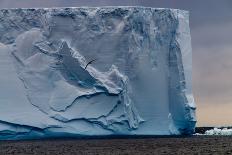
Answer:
196 128 232 136
0 7 196 139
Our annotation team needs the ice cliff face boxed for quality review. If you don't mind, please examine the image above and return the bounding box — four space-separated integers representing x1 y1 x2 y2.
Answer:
0 7 196 139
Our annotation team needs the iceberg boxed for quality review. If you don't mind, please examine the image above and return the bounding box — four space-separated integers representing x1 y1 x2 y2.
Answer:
196 128 232 136
0 7 196 139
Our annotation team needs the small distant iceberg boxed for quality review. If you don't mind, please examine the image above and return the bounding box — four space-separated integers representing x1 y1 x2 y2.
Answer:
196 128 232 135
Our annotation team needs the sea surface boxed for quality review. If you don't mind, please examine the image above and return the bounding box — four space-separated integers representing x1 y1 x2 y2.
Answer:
1 136 232 155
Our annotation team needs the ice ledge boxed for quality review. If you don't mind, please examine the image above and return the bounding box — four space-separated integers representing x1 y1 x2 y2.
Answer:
0 6 188 12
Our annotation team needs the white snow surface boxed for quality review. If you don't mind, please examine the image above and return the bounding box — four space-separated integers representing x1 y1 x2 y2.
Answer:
0 7 196 139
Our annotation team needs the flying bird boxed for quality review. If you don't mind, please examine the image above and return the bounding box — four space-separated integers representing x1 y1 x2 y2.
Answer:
85 59 97 69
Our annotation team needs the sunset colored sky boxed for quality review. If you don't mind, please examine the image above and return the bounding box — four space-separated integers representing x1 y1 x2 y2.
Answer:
0 0 232 126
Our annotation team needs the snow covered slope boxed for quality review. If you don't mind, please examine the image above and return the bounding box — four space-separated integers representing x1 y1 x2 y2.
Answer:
0 7 196 139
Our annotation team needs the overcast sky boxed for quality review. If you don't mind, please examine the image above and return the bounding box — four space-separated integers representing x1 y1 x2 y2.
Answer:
0 0 232 126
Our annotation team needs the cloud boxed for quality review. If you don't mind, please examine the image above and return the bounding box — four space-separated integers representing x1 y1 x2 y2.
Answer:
193 45 232 104
0 0 142 8
0 0 62 8
191 22 232 48
192 22 232 106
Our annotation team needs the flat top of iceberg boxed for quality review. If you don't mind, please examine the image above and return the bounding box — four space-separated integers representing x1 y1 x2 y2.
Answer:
0 6 188 13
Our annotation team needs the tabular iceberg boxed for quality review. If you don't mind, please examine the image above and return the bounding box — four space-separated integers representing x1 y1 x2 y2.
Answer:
0 7 196 139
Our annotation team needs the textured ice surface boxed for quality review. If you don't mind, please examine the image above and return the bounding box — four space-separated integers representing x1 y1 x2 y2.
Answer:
0 7 196 139
196 128 232 136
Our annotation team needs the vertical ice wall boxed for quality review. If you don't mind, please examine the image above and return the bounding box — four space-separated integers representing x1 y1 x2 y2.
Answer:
0 7 196 139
